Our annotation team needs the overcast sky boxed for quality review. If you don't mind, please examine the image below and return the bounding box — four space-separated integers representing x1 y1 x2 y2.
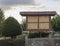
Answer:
0 0 60 12
0 0 60 7
0 0 60 23
0 0 35 8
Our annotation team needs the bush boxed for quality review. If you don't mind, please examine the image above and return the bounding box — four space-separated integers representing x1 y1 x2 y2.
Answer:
28 32 49 38
2 17 22 38
41 32 49 37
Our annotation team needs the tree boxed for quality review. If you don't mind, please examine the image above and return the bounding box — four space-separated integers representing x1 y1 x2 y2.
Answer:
2 17 22 38
51 15 60 32
0 9 5 35
21 18 26 31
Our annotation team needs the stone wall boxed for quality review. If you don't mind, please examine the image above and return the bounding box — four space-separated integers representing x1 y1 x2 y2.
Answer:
25 38 60 46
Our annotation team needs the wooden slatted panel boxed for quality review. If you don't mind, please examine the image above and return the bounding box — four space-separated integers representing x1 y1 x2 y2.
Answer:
39 23 49 29
27 16 38 22
39 16 49 22
27 23 38 29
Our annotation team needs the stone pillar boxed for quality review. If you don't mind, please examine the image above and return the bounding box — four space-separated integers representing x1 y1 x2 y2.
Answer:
48 38 55 46
23 31 29 46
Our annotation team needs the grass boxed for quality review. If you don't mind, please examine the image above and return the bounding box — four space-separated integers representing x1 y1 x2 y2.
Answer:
0 35 25 46
52 36 60 38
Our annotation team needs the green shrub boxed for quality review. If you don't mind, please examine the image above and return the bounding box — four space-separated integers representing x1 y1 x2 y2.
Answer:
28 32 49 38
2 17 22 39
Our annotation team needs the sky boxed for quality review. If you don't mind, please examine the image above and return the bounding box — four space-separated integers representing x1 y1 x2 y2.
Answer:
0 0 60 23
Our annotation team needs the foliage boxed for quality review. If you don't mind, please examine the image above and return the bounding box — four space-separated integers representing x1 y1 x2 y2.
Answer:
28 32 49 38
17 34 25 39
2 17 22 38
0 9 5 35
51 15 60 32
21 19 26 31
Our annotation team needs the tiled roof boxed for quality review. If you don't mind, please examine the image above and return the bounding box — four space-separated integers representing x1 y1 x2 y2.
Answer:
20 11 57 16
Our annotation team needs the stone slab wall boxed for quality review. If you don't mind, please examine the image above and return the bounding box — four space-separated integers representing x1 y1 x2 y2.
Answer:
25 38 60 46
